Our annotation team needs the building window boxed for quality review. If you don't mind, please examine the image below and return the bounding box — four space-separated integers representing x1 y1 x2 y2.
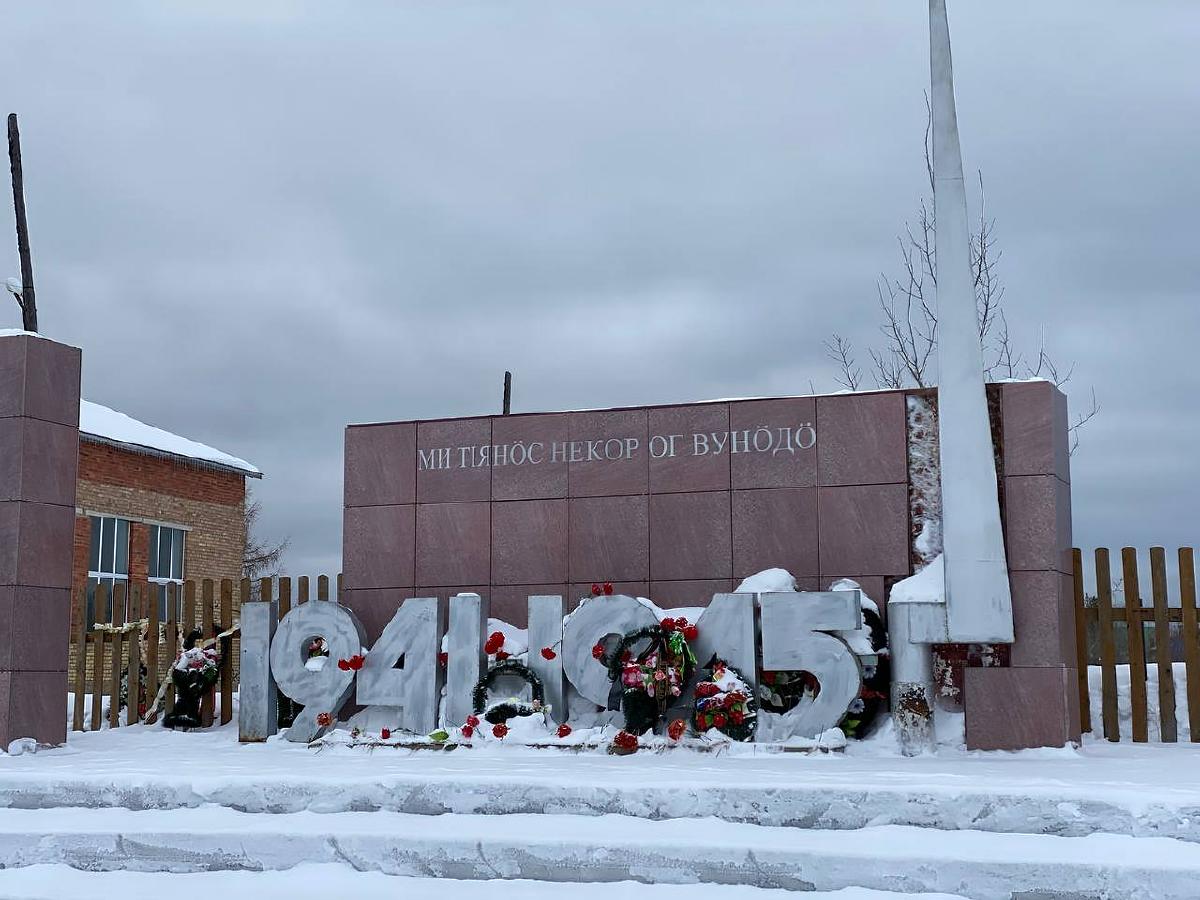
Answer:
149 524 186 620
87 515 129 627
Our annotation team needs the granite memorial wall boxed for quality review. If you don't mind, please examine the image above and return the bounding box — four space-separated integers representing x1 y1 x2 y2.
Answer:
342 381 1076 741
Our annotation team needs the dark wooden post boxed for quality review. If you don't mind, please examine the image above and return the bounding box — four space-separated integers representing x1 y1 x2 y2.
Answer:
7 114 38 333
502 371 512 415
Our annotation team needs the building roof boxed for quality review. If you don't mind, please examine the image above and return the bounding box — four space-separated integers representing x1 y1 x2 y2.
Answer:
79 400 262 478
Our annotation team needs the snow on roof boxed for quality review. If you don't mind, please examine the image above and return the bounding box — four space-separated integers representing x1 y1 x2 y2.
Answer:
79 400 261 477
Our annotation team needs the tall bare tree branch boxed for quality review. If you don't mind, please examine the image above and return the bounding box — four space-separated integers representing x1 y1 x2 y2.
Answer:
827 99 1097 453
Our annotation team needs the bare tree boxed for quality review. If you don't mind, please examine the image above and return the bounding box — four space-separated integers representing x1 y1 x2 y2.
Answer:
243 492 289 580
827 96 1097 451
823 335 862 391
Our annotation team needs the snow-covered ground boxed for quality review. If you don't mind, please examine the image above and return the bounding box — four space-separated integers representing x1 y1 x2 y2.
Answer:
2 718 1200 898
1088 661 1194 741
0 867 969 900
6 668 1200 898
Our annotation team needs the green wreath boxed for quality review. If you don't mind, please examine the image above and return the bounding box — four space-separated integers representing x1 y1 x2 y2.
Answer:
472 659 545 725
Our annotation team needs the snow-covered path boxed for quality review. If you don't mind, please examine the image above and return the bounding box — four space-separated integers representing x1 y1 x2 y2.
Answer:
2 724 1200 898
0 867 968 900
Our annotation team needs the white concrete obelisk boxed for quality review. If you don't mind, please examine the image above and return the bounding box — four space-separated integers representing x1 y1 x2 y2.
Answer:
929 0 1013 643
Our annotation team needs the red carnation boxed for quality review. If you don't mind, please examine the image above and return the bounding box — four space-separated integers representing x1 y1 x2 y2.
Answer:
315 712 332 728
682 624 698 642
492 723 509 739
730 710 744 726
495 650 510 660
603 582 614 595
484 632 505 655
348 654 365 671
660 617 676 632
541 647 557 661
466 715 480 727
667 718 687 741
438 652 448 667
592 643 605 660
461 724 474 738
337 658 351 671
713 713 727 729
591 583 602 596
612 730 638 752
675 616 688 628
557 723 572 738
380 728 391 740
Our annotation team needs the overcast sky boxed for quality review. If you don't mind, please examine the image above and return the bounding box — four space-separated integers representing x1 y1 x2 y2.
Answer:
2 2 1197 584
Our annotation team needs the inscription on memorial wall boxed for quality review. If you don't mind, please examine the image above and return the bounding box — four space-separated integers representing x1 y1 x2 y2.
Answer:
418 424 817 472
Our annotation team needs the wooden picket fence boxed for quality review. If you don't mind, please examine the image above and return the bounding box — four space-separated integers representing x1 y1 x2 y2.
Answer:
1073 547 1200 743
69 574 340 732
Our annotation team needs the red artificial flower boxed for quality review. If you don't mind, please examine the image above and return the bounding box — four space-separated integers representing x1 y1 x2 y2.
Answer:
540 647 557 661
682 625 699 642
592 643 605 660
613 730 638 751
667 718 687 741
315 712 333 728
495 650 510 661
660 617 676 632
730 711 745 726
603 582 614 595
675 616 688 628
557 723 572 738
438 652 448 667
713 713 727 729
348 654 365 671
461 724 474 738
614 730 639 750
380 728 391 740
591 583 602 596
492 723 509 739
337 658 351 671
695 682 719 698
466 715 480 727
484 632 505 655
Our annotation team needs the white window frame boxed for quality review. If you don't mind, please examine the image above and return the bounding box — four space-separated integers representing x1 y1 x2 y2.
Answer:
87 515 130 626
148 523 187 621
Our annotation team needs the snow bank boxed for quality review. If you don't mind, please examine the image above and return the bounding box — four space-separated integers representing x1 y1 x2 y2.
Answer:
80 400 260 475
0 866 971 900
1088 662 1193 742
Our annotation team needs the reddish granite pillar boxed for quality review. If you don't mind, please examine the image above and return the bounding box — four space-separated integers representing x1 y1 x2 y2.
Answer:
964 381 1080 750
0 333 81 748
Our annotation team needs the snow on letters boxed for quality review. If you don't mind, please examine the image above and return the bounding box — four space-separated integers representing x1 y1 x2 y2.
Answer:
251 581 866 745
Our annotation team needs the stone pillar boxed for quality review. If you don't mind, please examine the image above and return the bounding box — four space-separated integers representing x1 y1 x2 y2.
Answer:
965 381 1080 750
0 333 81 748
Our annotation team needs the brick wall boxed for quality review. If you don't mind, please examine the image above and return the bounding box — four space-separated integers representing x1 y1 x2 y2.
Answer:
72 439 248 624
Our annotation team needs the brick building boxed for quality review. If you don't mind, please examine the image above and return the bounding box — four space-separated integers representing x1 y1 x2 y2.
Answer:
72 401 261 626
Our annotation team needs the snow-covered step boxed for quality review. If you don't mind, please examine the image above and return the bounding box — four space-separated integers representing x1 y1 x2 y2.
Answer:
1 807 1198 899
2 768 1196 844
0 865 969 900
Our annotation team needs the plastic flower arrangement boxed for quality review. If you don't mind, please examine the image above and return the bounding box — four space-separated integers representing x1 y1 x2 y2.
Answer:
692 659 757 742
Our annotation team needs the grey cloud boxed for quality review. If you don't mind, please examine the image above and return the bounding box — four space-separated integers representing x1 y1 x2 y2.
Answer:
1 1 1196 575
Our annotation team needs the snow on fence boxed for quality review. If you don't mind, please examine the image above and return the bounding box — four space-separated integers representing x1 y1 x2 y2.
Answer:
1073 547 1200 743
69 575 340 733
